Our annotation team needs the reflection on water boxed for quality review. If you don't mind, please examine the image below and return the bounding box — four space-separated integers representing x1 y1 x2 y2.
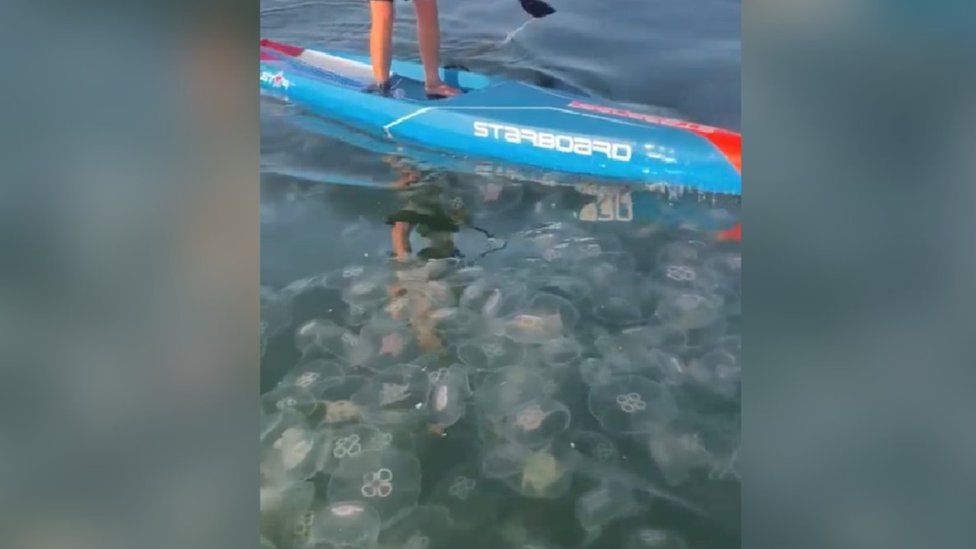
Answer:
262 1 739 546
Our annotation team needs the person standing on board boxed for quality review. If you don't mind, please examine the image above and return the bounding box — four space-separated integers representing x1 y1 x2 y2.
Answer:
368 0 461 98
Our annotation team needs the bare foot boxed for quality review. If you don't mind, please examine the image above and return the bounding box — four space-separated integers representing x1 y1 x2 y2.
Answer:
424 81 461 98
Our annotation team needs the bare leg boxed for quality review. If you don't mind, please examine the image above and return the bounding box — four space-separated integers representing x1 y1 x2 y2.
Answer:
412 0 460 96
369 1 395 85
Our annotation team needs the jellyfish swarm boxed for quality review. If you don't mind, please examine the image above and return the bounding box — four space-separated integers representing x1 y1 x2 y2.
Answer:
317 423 397 475
587 376 678 435
308 500 382 549
326 448 422 524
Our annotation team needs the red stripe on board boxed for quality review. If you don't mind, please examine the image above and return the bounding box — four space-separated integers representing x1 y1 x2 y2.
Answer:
567 100 741 174
716 223 741 242
260 38 304 57
260 51 278 61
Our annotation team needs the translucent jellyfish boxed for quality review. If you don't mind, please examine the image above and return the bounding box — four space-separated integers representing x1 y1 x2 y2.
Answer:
341 268 393 308
653 262 717 293
686 349 740 400
278 358 346 393
317 424 396 475
473 366 550 420
261 384 318 417
656 239 708 265
429 463 500 531
645 426 716 486
590 292 647 327
352 364 430 426
307 500 382 549
620 323 689 355
457 335 526 371
482 443 573 499
316 376 367 425
579 358 616 387
260 285 293 339
426 364 471 429
625 528 689 549
587 376 677 435
377 505 453 549
534 274 592 305
540 337 582 367
567 430 620 464
359 317 421 369
261 418 320 486
575 481 640 534
427 307 483 341
260 479 314 549
294 318 356 361
500 399 571 449
327 449 422 524
654 291 723 330
502 293 579 344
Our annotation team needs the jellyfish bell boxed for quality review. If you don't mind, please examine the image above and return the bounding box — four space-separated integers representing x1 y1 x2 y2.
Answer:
279 358 346 393
294 318 353 361
574 480 641 534
457 335 526 372
261 384 318 417
426 364 471 429
654 291 723 331
540 337 582 367
482 442 574 499
567 430 620 465
307 500 382 549
261 419 320 486
326 448 422 524
377 505 454 549
429 463 500 531
473 365 550 421
686 349 740 400
500 399 571 449
352 363 430 427
260 480 314 549
502 292 578 344
625 528 689 549
587 376 678 435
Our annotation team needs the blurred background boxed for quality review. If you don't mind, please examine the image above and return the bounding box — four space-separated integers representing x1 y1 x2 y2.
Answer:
0 1 974 549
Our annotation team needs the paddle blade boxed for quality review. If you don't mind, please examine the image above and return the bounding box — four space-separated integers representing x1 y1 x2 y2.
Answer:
519 0 556 18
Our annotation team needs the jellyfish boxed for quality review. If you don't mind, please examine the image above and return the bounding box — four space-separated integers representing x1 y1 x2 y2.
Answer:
686 348 740 400
500 399 571 449
261 416 320 486
261 384 318 417
278 358 346 393
567 430 620 465
457 335 526 372
260 285 293 340
540 337 582 367
314 375 367 426
620 323 688 355
352 363 429 426
429 463 500 531
316 423 396 475
326 448 422 524
426 364 471 429
473 366 550 421
533 274 592 305
360 317 421 369
428 307 483 342
645 425 716 486
307 500 382 549
590 292 648 328
587 376 678 435
654 291 723 331
575 480 640 535
502 292 579 344
377 505 454 549
481 443 573 499
294 318 355 361
260 479 314 549
656 239 708 265
624 528 689 549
